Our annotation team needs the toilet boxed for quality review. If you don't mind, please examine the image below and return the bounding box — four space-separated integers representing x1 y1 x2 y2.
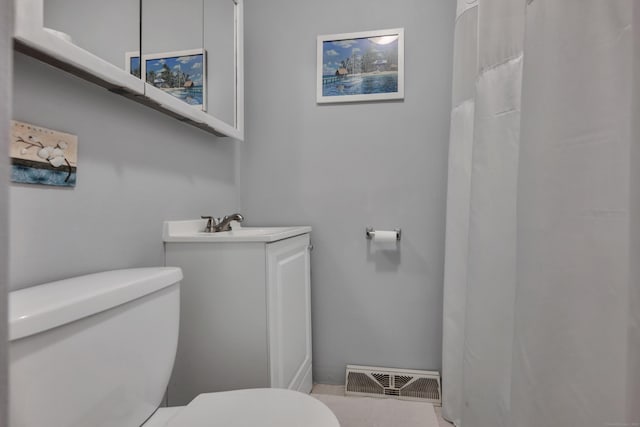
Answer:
8 267 339 427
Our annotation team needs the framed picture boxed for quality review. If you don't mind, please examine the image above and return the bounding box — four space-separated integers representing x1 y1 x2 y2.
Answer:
317 28 404 104
143 49 207 110
125 51 141 79
10 120 78 187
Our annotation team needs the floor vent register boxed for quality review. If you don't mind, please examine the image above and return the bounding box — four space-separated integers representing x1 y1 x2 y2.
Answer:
345 365 441 406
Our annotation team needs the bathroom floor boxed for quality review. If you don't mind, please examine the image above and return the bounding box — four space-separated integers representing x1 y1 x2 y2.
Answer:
311 384 453 427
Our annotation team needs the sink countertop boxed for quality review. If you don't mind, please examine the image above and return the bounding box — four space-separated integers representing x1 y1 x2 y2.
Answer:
163 219 311 243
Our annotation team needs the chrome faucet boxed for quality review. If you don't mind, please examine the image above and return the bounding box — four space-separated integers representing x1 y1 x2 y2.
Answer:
201 213 244 232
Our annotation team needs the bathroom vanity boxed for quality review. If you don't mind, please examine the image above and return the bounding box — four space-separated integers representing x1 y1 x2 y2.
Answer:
163 220 313 406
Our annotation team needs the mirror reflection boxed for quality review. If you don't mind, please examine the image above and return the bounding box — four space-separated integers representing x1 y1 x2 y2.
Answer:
142 0 205 110
42 0 239 130
43 0 140 74
204 0 236 126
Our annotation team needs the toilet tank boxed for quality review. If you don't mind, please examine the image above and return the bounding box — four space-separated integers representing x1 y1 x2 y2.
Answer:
9 267 182 427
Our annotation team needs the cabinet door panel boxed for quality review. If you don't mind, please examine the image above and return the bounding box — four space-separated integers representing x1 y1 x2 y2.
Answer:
267 234 312 391
166 242 269 405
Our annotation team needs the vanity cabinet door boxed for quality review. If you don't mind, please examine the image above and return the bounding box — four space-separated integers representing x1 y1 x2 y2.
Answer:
165 242 270 406
266 234 313 393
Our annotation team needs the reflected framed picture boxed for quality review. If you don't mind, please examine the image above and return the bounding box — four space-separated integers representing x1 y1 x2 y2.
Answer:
125 51 141 79
143 49 207 110
317 28 404 104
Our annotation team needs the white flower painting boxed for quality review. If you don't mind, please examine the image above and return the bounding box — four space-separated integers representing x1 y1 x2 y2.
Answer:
10 121 78 187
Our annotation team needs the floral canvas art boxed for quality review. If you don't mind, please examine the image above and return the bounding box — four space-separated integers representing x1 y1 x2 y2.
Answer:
10 121 78 187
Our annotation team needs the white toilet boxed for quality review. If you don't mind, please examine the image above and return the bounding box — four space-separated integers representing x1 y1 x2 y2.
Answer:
8 267 340 427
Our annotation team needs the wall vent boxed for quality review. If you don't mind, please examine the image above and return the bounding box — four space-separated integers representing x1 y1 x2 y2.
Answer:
345 365 441 406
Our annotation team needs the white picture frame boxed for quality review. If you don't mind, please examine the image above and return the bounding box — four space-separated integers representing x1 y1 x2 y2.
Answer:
124 51 140 78
128 48 207 111
317 28 404 104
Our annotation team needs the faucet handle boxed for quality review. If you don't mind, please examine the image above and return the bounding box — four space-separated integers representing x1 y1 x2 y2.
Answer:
201 216 217 232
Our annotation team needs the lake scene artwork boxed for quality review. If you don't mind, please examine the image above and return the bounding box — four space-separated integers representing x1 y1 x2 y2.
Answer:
144 49 206 110
318 29 404 103
10 121 78 187
128 55 141 78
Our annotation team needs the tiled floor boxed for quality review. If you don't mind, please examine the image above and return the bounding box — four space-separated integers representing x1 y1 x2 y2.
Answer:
311 384 453 427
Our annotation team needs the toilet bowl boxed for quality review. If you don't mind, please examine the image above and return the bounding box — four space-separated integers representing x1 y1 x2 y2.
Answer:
145 388 338 427
8 267 339 427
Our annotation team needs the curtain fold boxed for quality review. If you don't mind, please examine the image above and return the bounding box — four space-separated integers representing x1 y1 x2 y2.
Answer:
441 4 477 425
442 1 640 426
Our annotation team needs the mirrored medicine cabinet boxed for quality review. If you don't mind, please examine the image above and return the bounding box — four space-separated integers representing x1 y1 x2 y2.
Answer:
14 0 244 140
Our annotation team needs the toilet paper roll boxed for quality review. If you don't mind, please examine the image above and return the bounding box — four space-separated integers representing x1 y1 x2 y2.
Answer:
372 230 398 243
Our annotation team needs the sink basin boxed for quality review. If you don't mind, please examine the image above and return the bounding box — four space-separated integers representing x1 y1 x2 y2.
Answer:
163 220 311 243
198 227 291 236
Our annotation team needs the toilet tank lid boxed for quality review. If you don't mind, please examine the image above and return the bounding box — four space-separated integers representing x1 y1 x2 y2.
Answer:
9 267 182 341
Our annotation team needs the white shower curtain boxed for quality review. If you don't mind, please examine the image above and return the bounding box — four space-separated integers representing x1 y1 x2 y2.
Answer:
442 1 640 427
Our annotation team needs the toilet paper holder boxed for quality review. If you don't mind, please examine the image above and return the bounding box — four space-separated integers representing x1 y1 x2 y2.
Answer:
365 227 402 241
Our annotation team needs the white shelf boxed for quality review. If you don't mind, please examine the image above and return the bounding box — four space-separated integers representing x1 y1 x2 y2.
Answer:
144 84 242 139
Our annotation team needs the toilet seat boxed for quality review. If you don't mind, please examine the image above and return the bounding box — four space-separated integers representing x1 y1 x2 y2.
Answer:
158 389 340 427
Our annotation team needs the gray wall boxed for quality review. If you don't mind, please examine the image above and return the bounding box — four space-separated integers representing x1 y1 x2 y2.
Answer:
204 0 236 126
142 0 235 124
0 0 12 421
142 0 202 55
10 53 239 290
241 0 455 383
44 0 139 70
